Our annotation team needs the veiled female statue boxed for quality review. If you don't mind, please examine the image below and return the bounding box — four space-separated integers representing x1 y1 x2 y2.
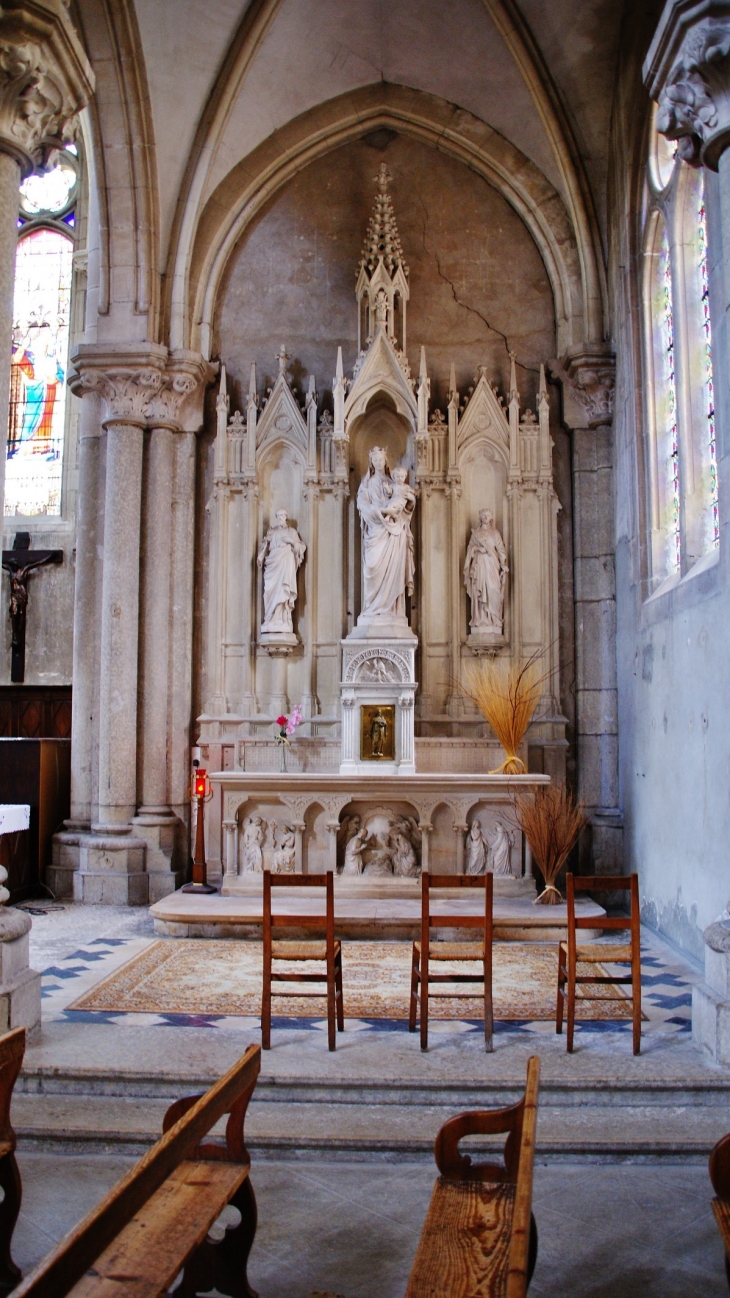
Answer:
356 448 415 626
463 509 508 635
257 509 306 636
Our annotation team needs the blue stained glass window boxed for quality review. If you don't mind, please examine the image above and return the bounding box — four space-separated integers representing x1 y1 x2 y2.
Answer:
697 188 719 548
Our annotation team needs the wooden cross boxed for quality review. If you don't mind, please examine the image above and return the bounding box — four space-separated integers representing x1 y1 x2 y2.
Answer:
2 532 62 683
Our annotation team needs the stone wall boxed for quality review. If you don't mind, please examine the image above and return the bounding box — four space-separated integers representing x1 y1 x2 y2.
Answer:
610 2 730 960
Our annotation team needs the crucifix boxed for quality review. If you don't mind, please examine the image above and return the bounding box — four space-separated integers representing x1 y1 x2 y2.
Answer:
2 532 63 683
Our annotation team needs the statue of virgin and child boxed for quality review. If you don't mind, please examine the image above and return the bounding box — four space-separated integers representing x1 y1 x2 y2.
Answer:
353 447 416 634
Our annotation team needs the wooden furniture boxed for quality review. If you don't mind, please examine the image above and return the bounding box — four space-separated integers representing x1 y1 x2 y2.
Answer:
0 1028 25 1296
262 870 343 1051
557 871 642 1055
0 686 71 741
13 1043 261 1298
0 738 70 901
710 1131 730 1289
409 871 494 1051
405 1055 540 1298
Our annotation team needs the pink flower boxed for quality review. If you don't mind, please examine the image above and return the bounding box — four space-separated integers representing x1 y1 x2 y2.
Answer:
285 705 303 736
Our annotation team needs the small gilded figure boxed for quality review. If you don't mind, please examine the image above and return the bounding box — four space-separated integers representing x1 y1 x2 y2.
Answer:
370 708 388 757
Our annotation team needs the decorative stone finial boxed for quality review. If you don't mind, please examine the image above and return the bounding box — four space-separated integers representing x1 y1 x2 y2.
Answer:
276 345 290 377
375 162 392 192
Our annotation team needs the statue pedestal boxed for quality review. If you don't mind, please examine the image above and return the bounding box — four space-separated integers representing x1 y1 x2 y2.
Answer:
693 920 730 1063
340 639 417 775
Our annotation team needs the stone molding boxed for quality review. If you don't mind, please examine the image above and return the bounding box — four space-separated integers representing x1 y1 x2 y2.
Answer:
645 1 730 169
69 344 215 432
549 344 615 430
0 0 94 176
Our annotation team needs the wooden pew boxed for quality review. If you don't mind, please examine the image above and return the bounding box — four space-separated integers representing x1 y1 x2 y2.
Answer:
405 1055 540 1298
710 1130 730 1289
0 1027 25 1296
13 1042 261 1298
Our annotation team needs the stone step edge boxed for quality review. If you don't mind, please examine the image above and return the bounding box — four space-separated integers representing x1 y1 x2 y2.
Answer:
16 1072 730 1104
14 1128 717 1161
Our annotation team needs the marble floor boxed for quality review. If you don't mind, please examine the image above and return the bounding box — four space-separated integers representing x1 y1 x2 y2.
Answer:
12 1152 727 1297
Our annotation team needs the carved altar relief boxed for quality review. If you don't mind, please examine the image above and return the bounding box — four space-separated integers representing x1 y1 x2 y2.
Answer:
336 805 421 876
344 646 410 683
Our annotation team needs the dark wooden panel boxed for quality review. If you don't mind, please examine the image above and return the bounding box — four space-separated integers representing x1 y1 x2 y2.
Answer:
0 687 72 739
0 739 71 900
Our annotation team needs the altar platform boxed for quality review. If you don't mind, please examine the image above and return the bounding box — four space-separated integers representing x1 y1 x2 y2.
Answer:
149 884 605 942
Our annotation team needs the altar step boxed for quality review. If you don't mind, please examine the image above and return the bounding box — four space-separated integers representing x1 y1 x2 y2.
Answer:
150 890 604 942
11 1073 730 1162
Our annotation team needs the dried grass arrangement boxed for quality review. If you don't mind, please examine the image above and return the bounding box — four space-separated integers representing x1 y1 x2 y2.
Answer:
514 783 587 904
461 655 543 774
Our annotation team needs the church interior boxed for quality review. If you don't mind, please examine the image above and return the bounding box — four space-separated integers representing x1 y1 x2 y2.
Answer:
0 0 728 1294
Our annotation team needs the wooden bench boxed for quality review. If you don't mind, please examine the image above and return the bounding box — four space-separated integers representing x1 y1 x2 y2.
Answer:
13 1042 261 1298
710 1130 730 1289
0 1026 25 1296
405 1055 540 1298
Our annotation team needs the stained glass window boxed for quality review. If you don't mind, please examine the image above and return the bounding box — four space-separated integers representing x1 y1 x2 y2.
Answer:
644 117 721 585
697 185 719 549
5 229 73 517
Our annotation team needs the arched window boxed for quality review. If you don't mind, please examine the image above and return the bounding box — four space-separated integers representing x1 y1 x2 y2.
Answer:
5 149 78 518
642 110 719 585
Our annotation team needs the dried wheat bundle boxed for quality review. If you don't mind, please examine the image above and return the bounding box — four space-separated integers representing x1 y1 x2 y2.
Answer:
514 782 587 904
461 655 543 774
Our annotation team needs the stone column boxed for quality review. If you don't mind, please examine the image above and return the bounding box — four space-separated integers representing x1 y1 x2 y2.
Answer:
0 2 93 512
223 820 238 879
454 822 467 874
63 346 167 903
133 353 213 900
550 347 622 871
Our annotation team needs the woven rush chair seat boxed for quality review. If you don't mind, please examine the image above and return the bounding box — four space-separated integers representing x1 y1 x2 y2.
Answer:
410 872 494 1051
557 872 642 1055
558 941 633 962
414 940 485 960
262 871 343 1051
271 940 340 960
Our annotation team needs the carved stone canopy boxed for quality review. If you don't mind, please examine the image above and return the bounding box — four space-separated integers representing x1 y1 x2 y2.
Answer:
0 0 94 176
645 1 730 169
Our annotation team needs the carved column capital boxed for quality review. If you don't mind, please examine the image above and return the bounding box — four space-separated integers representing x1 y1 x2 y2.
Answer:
549 345 615 430
145 350 217 432
645 2 730 169
0 0 94 176
69 344 168 428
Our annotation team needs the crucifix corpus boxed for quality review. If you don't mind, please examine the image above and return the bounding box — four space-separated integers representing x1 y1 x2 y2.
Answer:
2 533 63 683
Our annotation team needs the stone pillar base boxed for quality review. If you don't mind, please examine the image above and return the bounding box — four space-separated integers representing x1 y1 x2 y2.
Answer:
132 815 184 901
49 830 149 905
693 921 730 1064
0 910 41 1042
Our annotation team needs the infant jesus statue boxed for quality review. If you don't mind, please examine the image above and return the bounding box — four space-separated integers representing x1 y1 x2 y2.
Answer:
381 466 416 523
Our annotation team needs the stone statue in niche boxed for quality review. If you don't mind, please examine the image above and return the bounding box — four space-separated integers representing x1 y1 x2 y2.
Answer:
490 821 513 876
342 822 368 876
463 509 508 637
389 822 419 878
240 814 266 873
257 509 306 642
272 824 296 873
466 820 488 875
354 447 415 633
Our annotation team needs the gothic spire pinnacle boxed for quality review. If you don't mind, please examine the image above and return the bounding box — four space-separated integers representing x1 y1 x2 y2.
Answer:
359 166 408 279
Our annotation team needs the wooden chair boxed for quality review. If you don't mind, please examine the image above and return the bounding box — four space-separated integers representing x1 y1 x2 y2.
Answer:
710 1130 730 1289
557 872 642 1055
13 1043 261 1298
262 869 343 1051
0 1027 24 1296
409 871 494 1051
406 1055 540 1298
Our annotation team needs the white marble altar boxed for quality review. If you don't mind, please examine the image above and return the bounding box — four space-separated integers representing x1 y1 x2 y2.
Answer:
196 167 566 897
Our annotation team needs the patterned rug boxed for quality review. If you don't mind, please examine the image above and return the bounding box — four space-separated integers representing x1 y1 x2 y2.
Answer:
68 940 634 1022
